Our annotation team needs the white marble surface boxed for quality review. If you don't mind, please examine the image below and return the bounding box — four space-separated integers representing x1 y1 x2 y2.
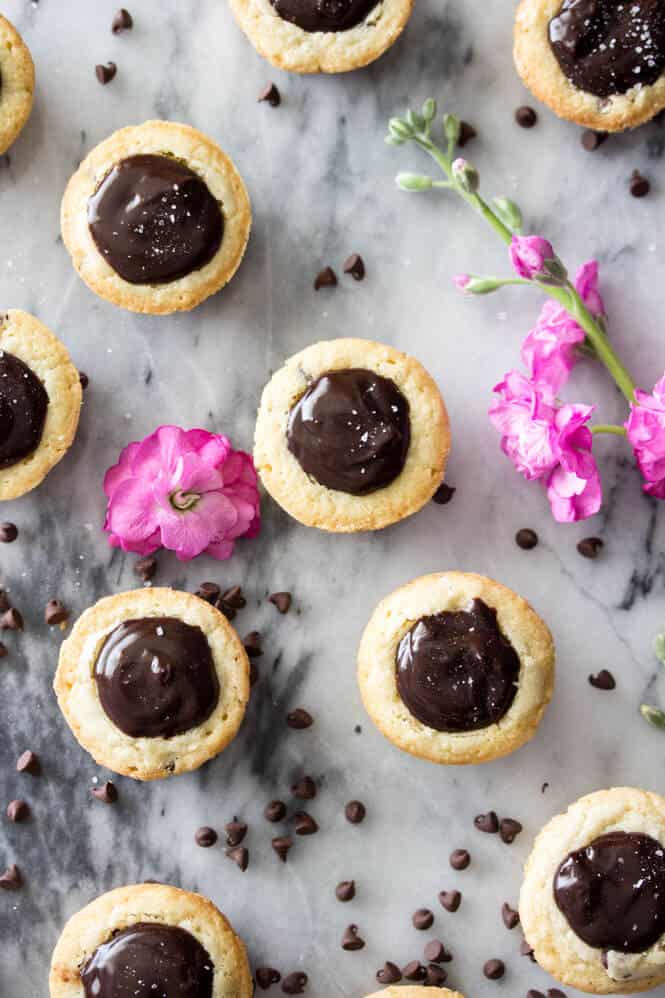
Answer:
1 1 665 996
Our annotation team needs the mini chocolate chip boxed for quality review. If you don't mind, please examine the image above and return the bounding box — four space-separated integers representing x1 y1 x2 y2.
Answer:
6 799 30 823
281 972 307 995
79 371 89 389
90 781 117 804
432 483 456 505
265 800 287 822
483 958 505 980
95 62 117 85
314 266 337 290
272 835 293 861
221 585 246 611
502 902 520 929
269 591 292 614
336 880 355 902
0 591 9 613
581 129 607 151
354 724 362 733
343 253 365 281
341 924 365 950
376 962 401 985
515 105 537 128
541 782 549 793
112 8 133 32
226 845 249 871
589 669 616 691
256 968 281 990
425 963 448 987
287 708 313 730
291 776 316 800
412 908 434 930
0 522 18 543
16 750 39 775
520 939 536 961
243 631 263 658
196 582 221 603
424 940 446 963
449 848 470 870
438 889 461 912
134 555 157 581
0 864 22 890
577 536 604 559
195 826 218 848
499 818 522 844
516 528 538 550
474 810 499 833
458 121 477 147
402 961 427 981
294 811 318 836
45 599 68 626
527 991 545 998
630 170 651 198
547 990 566 997
225 819 248 846
0 643 7 658
1 608 23 631
344 800 366 824
258 83 281 107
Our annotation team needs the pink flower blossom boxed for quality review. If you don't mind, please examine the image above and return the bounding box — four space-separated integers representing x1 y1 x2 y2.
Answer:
546 404 601 522
575 260 605 318
453 274 471 292
510 235 556 281
625 374 665 498
104 425 260 561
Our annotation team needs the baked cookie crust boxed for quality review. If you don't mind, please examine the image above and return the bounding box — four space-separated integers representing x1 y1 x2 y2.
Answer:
54 588 250 781
514 0 665 131
357 572 555 765
366 990 464 998
61 121 251 314
228 0 413 73
0 310 82 501
520 788 665 995
254 338 450 533
0 15 34 155
49 882 253 998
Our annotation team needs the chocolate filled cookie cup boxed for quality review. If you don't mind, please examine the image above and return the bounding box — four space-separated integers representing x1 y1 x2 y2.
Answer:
0 15 34 155
54 588 250 780
357 572 555 765
254 338 450 533
61 121 251 314
228 0 414 73
49 882 252 998
514 0 665 131
520 788 665 995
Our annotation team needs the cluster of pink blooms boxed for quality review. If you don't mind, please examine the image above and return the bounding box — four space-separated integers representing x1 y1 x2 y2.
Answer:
625 376 665 500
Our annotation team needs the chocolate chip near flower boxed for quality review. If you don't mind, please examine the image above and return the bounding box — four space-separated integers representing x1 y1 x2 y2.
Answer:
438 889 461 911
272 835 293 861
16 750 39 775
226 845 249 870
0 522 17 542
581 129 607 151
343 253 365 281
221 585 246 612
502 902 520 929
499 817 522 844
243 631 263 658
402 961 426 981
225 819 248 846
344 800 366 824
90 781 117 804
314 266 337 290
287 708 313 730
256 968 281 990
577 536 604 559
516 527 538 550
291 775 316 799
1 608 23 631
281 972 307 995
269 591 292 614
195 826 218 848
265 800 287 822
134 555 157 582
589 669 616 691
6 799 30 823
45 599 68 626
258 83 281 107
341 923 365 950
95 62 117 85
432 482 456 505
515 105 537 128
474 810 499 833
412 908 434 930
426 963 448 987
376 961 401 984
336 879 355 902
630 170 651 198
449 848 470 870
196 581 221 603
112 8 133 32
294 811 318 835
0 864 22 890
458 121 477 147
483 958 505 980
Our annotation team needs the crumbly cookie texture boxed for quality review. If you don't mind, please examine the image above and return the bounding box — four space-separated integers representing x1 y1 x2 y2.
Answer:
49 882 253 998
61 120 251 314
520 787 665 995
0 15 34 155
514 0 665 131
365 989 465 998
357 571 555 765
0 310 82 501
54 588 250 781
229 0 413 73
254 338 450 533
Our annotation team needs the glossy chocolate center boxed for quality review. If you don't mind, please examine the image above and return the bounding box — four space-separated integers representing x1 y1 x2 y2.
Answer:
269 0 379 33
0 351 48 469
88 154 223 285
94 617 220 738
396 599 520 732
554 831 665 953
549 0 665 98
287 368 410 495
81 922 214 998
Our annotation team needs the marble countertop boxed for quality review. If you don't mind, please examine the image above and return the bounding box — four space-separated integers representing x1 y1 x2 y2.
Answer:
2 1 665 996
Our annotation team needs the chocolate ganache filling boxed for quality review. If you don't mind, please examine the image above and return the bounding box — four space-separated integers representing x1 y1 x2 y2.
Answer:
0 351 48 468
554 831 665 953
94 617 220 738
81 922 214 998
396 599 520 732
88 154 223 284
270 0 379 33
549 0 665 98
287 368 410 495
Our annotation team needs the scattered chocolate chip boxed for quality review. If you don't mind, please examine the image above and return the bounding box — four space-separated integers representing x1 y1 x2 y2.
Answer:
291 776 316 800
272 835 293 861
6 799 30 823
547 990 566 998
499 818 522 844
581 129 607 151
0 591 10 613
412 908 434 930
336 880 355 902
502 902 520 929
0 642 6 659
344 800 366 824
112 8 133 32
269 591 292 614
527 991 545 998
515 105 537 128
265 800 287 822
45 599 68 626
458 120 477 147
541 782 549 793
343 254 365 281
354 724 362 733
577 536 604 559
226 845 249 871
294 811 318 836
425 963 448 987
287 708 312 730
483 958 505 980
515 528 538 550
438 889 461 912
256 968 281 990
376 962 401 985
90 781 117 804
95 62 117 85
520 939 536 962
243 631 263 658
221 585 246 613
450 848 470 870
402 961 427 982
225 819 248 846
196 581 221 603
314 266 337 290
1 608 23 631
195 826 218 848
281 972 307 995
16 750 39 775
474 810 499 833
589 669 616 691
258 83 281 107
134 555 157 582
0 864 22 890
630 170 651 198
79 371 89 389
432 483 456 505
341 924 365 951
0 522 18 543
424 940 446 963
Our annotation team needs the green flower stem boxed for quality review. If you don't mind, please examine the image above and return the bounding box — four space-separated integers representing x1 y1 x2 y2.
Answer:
591 424 627 436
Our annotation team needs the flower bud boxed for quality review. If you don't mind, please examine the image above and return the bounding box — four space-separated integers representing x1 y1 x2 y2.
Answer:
444 114 461 149
452 157 479 194
453 274 503 295
406 109 426 132
388 118 413 141
421 98 437 122
492 197 523 234
396 172 433 192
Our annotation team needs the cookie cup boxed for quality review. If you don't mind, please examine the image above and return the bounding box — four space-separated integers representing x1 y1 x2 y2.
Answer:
0 15 34 154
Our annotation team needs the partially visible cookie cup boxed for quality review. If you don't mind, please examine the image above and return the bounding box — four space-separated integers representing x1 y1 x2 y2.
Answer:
0 15 34 155
366 990 465 998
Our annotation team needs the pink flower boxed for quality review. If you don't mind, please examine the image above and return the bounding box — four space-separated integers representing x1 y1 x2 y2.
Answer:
625 374 665 498
510 235 556 281
453 274 471 292
546 404 601 522
489 370 559 480
104 425 260 561
575 260 605 318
